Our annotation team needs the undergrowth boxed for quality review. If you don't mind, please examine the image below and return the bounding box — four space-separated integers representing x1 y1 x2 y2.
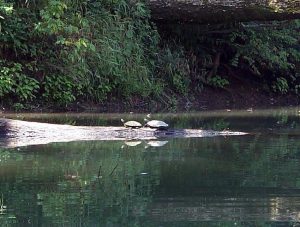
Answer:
0 0 300 110
159 20 300 95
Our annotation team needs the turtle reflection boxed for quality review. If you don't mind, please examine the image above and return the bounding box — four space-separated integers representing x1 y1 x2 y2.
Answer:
121 140 142 149
124 141 142 147
121 140 169 149
145 140 169 149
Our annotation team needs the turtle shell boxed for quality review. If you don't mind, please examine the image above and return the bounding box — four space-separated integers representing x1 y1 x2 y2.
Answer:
145 120 168 129
124 121 142 128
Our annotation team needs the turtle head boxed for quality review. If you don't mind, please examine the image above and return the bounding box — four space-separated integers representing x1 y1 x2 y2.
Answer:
144 118 149 122
121 119 125 123
146 113 151 119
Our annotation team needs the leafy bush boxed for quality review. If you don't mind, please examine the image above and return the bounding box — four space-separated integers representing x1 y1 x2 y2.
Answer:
15 72 40 101
156 46 190 95
272 77 289 94
0 0 163 107
0 61 39 101
35 0 162 101
207 76 229 88
230 20 300 93
160 20 300 94
1 0 300 109
0 66 14 97
43 75 79 106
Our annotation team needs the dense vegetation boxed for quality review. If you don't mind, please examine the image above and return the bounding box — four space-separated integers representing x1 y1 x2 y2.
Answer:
0 0 299 110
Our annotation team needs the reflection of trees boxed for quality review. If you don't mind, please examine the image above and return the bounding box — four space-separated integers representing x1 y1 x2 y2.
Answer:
151 135 300 224
158 135 300 191
1 112 300 224
233 134 300 189
152 110 300 133
0 141 160 225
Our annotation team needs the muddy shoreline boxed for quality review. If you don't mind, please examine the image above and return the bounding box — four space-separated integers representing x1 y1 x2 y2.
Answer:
1 87 299 113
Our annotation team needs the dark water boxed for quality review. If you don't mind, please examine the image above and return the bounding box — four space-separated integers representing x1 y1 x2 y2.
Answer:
1 109 300 226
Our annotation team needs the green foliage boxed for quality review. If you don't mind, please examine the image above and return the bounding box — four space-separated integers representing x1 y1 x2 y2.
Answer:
161 20 300 94
43 75 79 106
81 0 161 99
0 61 39 101
37 0 162 101
0 65 14 97
13 102 25 111
1 0 300 108
207 76 229 88
156 46 190 95
15 72 40 101
0 1 13 18
0 0 163 107
35 1 69 35
272 77 289 94
0 2 38 60
230 20 300 94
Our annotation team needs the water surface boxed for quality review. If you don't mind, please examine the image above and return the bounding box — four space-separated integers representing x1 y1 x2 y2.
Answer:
0 109 300 226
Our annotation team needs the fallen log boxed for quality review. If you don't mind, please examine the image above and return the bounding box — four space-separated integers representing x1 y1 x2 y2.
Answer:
147 0 300 23
0 118 248 148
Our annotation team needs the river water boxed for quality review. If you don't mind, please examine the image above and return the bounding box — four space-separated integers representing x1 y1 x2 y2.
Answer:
0 109 300 226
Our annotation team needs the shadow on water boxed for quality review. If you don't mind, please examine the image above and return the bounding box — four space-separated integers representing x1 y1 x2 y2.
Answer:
0 108 300 225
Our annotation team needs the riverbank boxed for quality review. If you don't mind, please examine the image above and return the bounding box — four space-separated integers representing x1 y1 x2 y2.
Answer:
1 84 299 113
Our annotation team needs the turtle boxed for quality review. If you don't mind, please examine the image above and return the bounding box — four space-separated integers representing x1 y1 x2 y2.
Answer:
121 119 142 129
144 119 169 130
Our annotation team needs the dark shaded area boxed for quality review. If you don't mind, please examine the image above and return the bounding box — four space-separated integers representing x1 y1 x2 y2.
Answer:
148 0 300 23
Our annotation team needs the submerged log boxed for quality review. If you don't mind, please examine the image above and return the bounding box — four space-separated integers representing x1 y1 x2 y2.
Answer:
147 0 300 23
0 118 248 148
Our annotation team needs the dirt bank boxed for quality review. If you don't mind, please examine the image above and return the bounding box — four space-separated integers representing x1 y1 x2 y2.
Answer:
74 86 300 113
1 85 299 113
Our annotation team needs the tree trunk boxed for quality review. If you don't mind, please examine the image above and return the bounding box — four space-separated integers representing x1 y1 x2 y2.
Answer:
147 0 300 23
